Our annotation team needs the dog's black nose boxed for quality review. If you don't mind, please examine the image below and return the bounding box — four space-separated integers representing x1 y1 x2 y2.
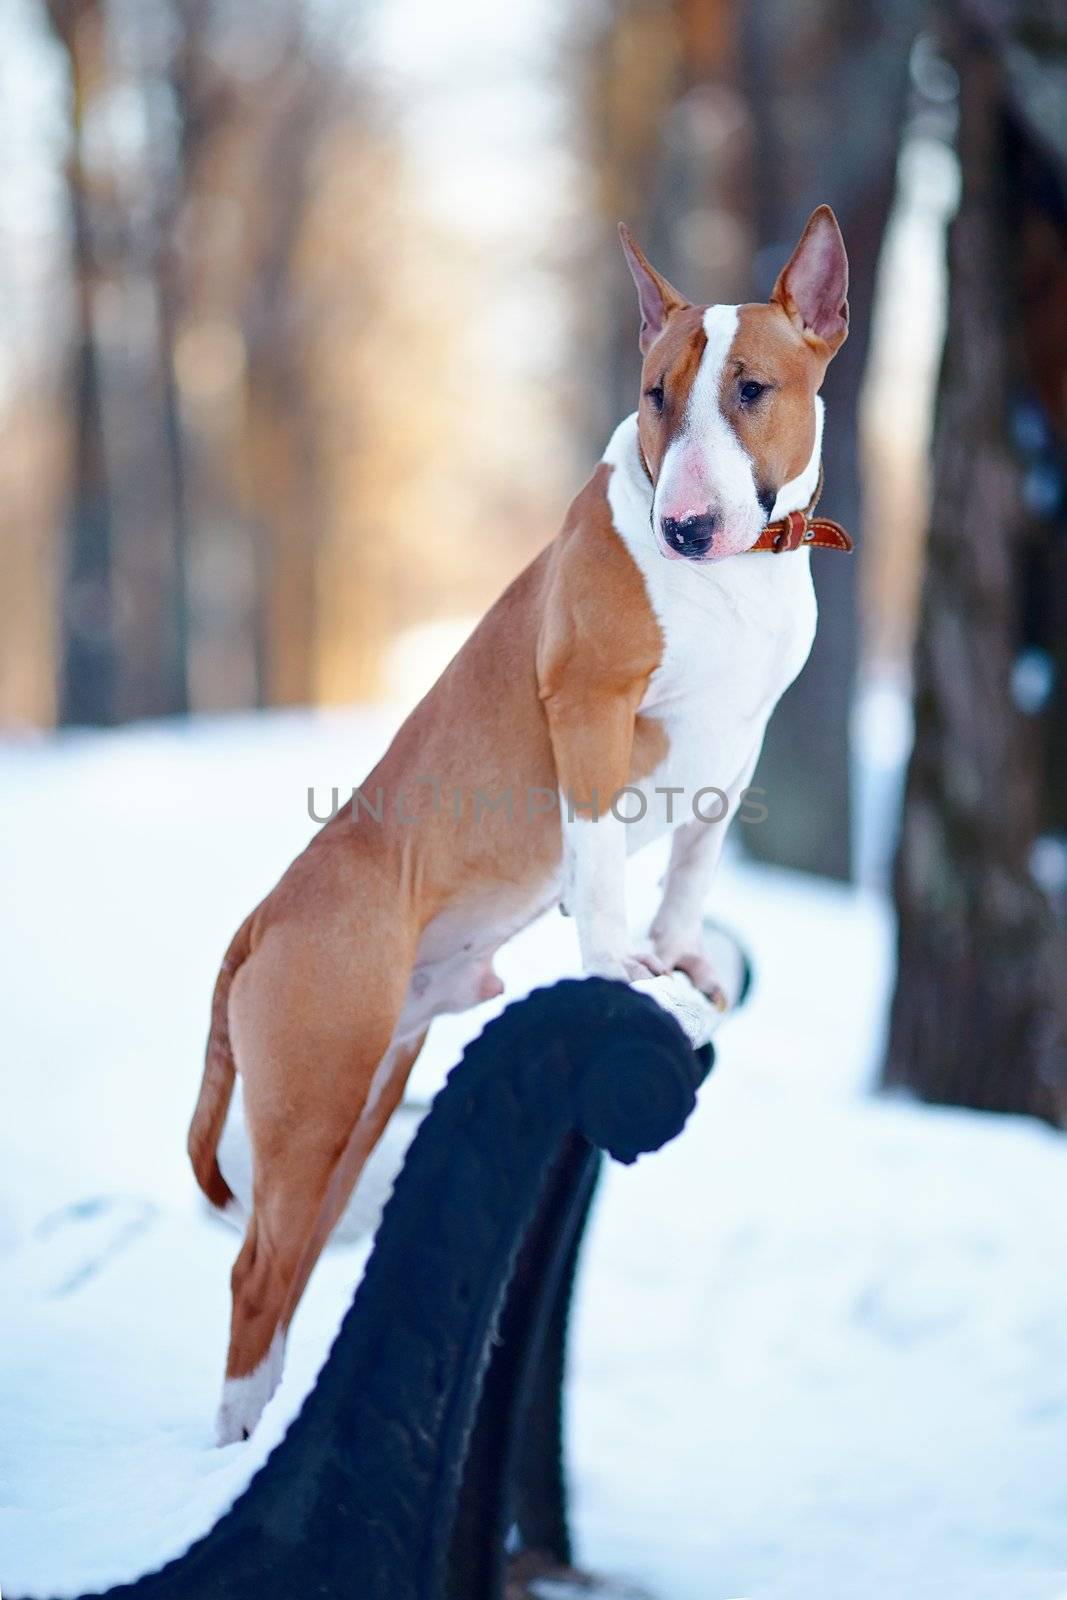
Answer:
660 512 718 559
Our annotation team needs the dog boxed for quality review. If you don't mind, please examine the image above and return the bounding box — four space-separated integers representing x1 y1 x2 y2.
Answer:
189 205 850 1444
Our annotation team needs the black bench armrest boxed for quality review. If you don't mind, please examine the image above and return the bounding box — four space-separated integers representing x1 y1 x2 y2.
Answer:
48 977 712 1600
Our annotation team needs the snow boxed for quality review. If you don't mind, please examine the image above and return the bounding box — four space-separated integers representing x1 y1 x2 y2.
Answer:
2 710 1067 1599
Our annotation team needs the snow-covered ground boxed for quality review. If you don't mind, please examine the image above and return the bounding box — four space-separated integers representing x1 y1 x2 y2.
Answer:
2 711 1067 1600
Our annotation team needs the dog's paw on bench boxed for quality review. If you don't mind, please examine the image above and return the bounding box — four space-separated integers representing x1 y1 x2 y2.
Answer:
632 922 751 1049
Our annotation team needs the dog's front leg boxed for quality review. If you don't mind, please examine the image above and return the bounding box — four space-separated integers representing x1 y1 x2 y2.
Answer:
649 817 730 1004
562 801 666 982
649 745 760 1004
544 690 664 984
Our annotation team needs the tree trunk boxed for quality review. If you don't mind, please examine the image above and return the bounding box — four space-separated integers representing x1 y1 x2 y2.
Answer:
241 67 322 708
577 0 685 459
49 0 118 728
883 7 1067 1122
577 0 751 458
741 0 918 878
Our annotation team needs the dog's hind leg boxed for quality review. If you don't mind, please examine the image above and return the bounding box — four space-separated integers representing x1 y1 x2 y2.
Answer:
213 906 424 1445
215 1023 426 1445
280 1026 428 1334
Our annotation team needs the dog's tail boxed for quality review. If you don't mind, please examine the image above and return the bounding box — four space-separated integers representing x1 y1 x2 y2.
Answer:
187 917 253 1210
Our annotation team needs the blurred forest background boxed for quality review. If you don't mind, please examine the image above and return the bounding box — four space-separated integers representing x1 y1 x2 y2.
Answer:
1 0 1066 1118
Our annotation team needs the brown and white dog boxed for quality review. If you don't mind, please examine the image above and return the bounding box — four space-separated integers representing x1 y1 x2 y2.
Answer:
189 205 849 1443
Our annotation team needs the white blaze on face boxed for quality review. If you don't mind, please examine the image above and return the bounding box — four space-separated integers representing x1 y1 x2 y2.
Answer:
653 304 766 563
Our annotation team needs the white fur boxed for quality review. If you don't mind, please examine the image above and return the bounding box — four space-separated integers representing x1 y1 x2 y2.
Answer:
560 806 635 977
556 380 823 978
631 971 719 1047
603 401 819 852
215 1328 285 1446
653 306 768 559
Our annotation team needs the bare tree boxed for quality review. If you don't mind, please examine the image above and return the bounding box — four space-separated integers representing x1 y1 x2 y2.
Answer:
741 0 920 879
44 0 356 720
239 39 327 707
574 0 686 456
884 0 1067 1122
47 0 118 726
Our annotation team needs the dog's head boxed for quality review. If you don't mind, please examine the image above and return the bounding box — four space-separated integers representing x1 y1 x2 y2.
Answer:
620 207 848 562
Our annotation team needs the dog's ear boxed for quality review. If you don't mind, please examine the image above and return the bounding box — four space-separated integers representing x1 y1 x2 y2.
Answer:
619 223 687 354
772 205 849 356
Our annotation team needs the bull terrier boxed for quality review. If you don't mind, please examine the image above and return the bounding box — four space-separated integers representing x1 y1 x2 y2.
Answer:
190 205 850 1443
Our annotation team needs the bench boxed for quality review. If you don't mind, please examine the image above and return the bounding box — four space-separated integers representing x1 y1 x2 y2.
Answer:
41 961 746 1600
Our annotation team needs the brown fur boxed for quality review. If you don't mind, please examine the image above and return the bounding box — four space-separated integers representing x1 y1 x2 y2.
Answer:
192 460 668 1395
635 306 709 479
724 304 825 492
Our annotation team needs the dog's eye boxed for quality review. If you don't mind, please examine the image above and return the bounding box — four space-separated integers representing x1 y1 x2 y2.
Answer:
646 383 665 413
739 380 767 406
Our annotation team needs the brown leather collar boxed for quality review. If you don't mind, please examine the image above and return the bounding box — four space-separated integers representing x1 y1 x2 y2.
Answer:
635 446 853 556
748 462 853 554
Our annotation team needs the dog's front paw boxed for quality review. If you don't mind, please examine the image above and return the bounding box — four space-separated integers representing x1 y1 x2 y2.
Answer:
587 950 668 984
631 972 719 1049
666 950 728 1012
650 927 728 1011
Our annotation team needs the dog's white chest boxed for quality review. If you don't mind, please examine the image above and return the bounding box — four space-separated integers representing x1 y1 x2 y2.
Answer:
632 550 816 847
600 439 818 853
602 408 822 852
